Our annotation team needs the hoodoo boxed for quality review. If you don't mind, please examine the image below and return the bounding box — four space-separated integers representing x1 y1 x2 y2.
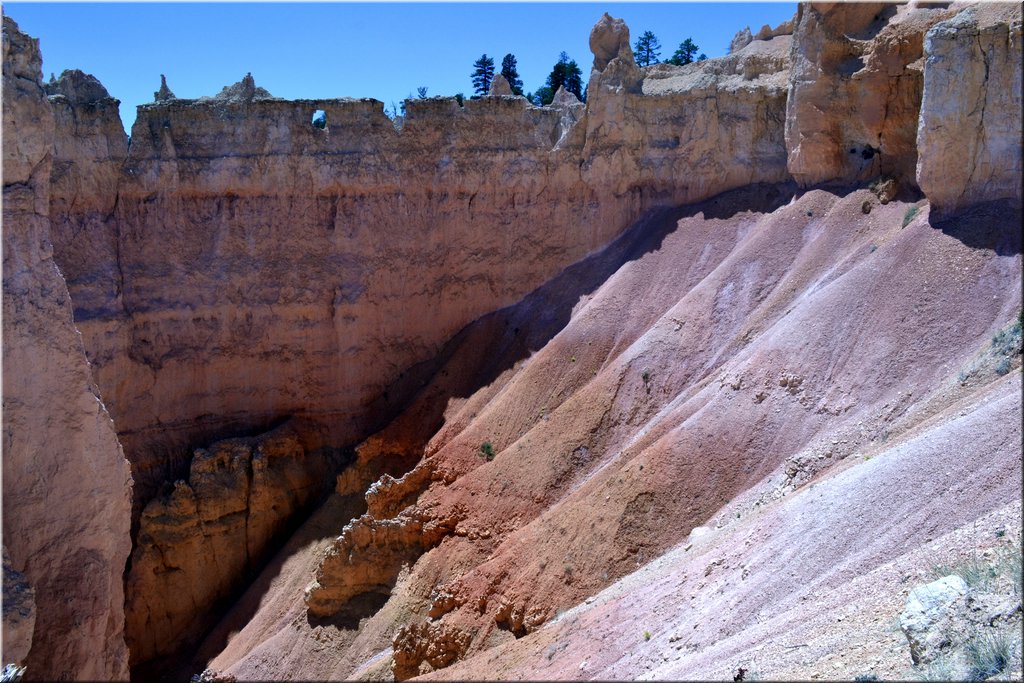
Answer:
2 2 1021 681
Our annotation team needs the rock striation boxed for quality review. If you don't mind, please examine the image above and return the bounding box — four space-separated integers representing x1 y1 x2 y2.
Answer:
3 3 1021 678
2 17 133 681
124 421 345 663
45 10 794 553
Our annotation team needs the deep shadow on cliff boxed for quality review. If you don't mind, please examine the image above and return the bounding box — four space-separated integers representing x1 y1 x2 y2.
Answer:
929 200 1023 257
139 182 794 681
364 182 797 461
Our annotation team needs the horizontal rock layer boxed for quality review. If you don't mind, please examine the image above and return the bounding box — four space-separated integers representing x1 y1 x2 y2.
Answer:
49 29 792 529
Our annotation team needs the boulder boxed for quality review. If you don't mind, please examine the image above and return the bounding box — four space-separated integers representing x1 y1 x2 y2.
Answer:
551 85 581 107
899 575 968 665
730 27 753 53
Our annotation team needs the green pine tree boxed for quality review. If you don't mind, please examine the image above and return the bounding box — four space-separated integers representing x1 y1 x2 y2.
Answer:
539 52 584 105
500 53 524 96
634 30 662 67
666 38 700 66
471 54 495 96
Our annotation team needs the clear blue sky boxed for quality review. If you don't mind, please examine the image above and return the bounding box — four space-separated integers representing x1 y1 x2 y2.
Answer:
3 2 796 134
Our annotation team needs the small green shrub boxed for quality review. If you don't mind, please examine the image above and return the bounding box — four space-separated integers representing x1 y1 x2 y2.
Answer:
479 441 495 461
931 555 995 590
964 629 1015 680
902 205 920 228
996 543 1022 595
643 630 651 641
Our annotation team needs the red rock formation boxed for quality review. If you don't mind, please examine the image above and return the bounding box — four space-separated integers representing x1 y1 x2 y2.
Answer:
4 3 1021 680
1 17 132 681
38 17 792 542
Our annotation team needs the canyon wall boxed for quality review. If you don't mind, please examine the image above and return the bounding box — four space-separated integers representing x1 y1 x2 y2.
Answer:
55 36 792 526
125 420 346 664
1 17 132 681
298 4 1022 678
2 1 1020 678
784 1 1022 203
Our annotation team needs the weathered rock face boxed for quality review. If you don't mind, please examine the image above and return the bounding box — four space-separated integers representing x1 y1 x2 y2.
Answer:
45 22 794 543
44 70 128 342
305 462 458 618
899 574 969 665
785 1 956 188
392 621 473 680
730 27 754 54
589 12 635 72
303 18 793 626
488 73 513 96
124 421 345 664
916 2 1023 215
1 17 132 681
585 19 792 201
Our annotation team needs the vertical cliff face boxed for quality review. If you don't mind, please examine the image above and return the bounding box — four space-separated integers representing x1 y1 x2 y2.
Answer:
916 2 1024 215
1 17 132 681
5 2 1019 679
785 0 1022 204
785 2 953 189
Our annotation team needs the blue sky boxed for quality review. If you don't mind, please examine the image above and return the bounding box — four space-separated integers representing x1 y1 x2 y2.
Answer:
3 2 797 134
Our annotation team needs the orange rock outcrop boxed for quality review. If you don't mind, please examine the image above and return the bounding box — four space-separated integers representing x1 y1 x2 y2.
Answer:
124 421 345 663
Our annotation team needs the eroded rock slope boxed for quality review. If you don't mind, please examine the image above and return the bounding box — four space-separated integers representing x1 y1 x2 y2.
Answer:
1 1 1021 680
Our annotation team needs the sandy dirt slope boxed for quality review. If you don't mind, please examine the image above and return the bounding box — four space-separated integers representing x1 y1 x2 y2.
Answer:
427 373 1022 681
195 184 1020 681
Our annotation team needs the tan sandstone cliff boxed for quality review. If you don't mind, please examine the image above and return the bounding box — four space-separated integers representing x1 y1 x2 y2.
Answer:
2 17 132 681
916 2 1023 215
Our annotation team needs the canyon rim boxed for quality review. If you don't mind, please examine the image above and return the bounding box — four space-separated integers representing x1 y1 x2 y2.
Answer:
2 2 1022 682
